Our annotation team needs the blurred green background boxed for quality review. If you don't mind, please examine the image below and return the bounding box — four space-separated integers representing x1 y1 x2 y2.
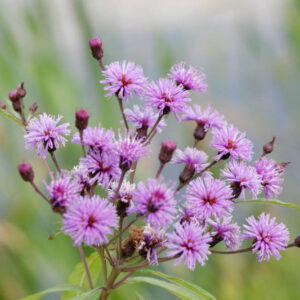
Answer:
0 0 300 299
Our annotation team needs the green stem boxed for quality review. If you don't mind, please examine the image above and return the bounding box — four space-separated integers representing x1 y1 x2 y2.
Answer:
98 247 108 286
78 245 94 289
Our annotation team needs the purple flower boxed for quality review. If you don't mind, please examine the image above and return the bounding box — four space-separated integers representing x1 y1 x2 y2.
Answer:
211 124 253 161
243 213 289 262
114 131 149 170
179 206 203 224
46 175 80 212
172 147 208 172
144 78 191 119
186 176 233 220
221 160 262 199
108 180 136 203
71 166 91 196
166 221 212 270
25 113 70 158
124 105 166 132
79 149 120 188
100 61 146 102
139 225 165 265
168 62 207 91
255 157 284 199
208 217 241 250
181 105 225 131
62 195 118 246
72 126 115 151
128 179 176 228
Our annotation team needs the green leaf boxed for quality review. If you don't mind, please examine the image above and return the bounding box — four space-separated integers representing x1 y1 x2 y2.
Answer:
0 107 24 128
61 251 102 300
20 284 84 300
142 270 216 300
135 291 146 300
71 287 102 300
127 276 204 300
235 198 300 211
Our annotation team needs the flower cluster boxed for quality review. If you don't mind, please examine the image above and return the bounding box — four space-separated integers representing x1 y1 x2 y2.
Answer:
8 37 297 299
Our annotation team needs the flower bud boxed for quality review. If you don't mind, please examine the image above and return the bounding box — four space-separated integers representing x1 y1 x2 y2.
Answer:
294 236 300 248
179 165 195 183
75 109 89 131
276 161 291 174
159 140 176 164
29 102 38 114
17 82 26 98
263 137 276 155
89 37 103 60
8 89 19 102
230 182 242 199
193 123 206 141
18 162 34 182
0 102 6 110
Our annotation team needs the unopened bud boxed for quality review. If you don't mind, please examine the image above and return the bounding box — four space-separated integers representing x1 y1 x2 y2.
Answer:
276 161 291 174
8 89 19 102
29 102 38 114
159 140 176 164
263 137 276 155
17 82 26 98
75 109 89 131
294 236 300 248
89 37 103 60
18 162 34 182
193 123 206 141
12 100 22 113
0 102 6 110
230 182 242 199
179 165 195 183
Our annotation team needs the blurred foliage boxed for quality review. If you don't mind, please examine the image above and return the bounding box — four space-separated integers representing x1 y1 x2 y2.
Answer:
0 1 300 300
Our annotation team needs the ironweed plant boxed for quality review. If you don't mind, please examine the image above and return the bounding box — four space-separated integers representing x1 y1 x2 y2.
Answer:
1 37 299 300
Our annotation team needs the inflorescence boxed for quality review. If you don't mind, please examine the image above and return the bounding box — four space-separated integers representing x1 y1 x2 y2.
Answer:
2 36 298 299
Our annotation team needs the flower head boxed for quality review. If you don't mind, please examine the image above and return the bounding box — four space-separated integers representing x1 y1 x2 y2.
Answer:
79 149 120 188
139 225 165 265
211 124 253 161
124 105 166 132
172 147 208 172
72 126 115 151
255 157 284 199
167 221 212 270
221 160 262 199
186 176 233 220
100 61 146 102
114 131 149 171
71 165 91 196
243 213 289 262
46 175 80 213
168 62 207 91
181 105 225 131
63 195 118 246
25 113 70 158
128 179 176 228
208 217 241 250
144 78 191 119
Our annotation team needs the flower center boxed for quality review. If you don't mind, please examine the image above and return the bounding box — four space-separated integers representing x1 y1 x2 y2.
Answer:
121 74 132 86
203 196 216 205
87 214 97 228
226 139 237 150
161 93 172 103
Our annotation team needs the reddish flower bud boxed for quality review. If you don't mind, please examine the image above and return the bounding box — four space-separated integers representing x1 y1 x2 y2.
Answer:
276 161 291 174
294 236 300 248
75 109 89 131
159 140 176 164
29 102 38 114
8 89 19 102
89 37 103 60
193 123 206 141
17 82 26 98
179 165 195 184
18 162 34 182
263 137 276 155
0 102 6 110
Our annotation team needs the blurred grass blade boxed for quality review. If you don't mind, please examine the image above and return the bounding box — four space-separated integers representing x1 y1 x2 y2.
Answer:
127 276 203 299
61 251 101 299
20 284 84 300
0 108 24 128
142 270 216 300
235 198 300 211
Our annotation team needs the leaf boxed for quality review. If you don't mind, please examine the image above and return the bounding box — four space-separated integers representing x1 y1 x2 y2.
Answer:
135 291 146 300
61 251 102 300
71 287 102 300
235 198 300 211
142 270 216 300
20 284 84 300
0 108 24 128
127 276 204 300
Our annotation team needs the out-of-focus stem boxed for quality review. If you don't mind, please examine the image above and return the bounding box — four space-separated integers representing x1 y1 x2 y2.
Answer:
78 245 94 289
143 114 163 144
129 161 137 183
155 163 164 179
112 170 126 203
79 130 86 157
211 246 253 255
30 181 50 204
117 96 129 132
50 152 61 174
98 247 108 286
41 158 54 180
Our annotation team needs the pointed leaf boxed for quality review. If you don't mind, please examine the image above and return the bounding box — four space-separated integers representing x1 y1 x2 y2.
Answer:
20 284 84 300
127 276 203 299
71 287 102 300
142 270 216 300
235 198 300 211
0 108 24 128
